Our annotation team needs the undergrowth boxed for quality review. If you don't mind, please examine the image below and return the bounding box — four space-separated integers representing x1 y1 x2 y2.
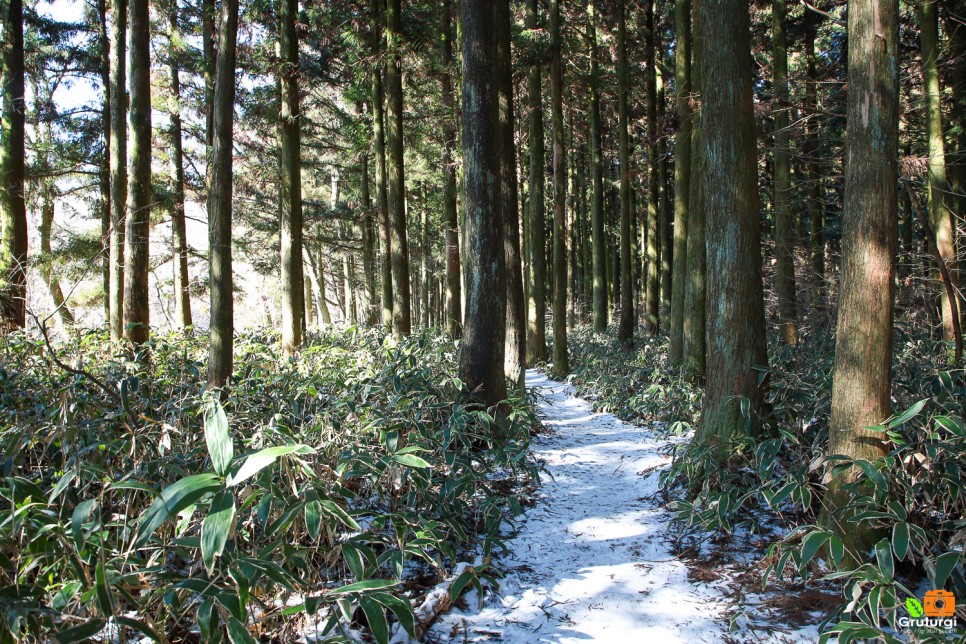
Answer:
0 326 540 643
567 320 965 643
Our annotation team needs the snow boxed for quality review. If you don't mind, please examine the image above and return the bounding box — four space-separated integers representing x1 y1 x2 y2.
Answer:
431 369 731 643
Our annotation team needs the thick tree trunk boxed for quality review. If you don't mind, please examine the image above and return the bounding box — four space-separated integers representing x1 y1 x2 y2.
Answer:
694 0 769 451
496 0 526 390
918 1 957 361
804 15 825 303
123 0 152 346
824 0 899 559
207 0 239 388
682 0 705 381
440 0 462 338
773 0 798 345
586 4 607 333
525 0 547 362
369 0 392 330
279 0 303 354
550 0 569 375
617 0 634 345
644 0 660 334
107 0 126 338
459 0 507 409
669 0 691 363
385 0 411 336
168 1 192 329
98 0 111 322
0 0 26 330
360 150 378 325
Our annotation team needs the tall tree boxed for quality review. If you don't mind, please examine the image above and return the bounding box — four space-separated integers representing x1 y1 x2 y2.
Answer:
824 0 899 557
587 2 606 333
107 0 126 338
385 0 411 336
550 0 569 374
525 0 547 363
617 0 634 345
644 0 660 334
804 12 824 302
694 0 768 451
370 0 392 330
918 0 957 361
0 0 26 330
97 0 111 322
459 0 506 409
207 0 240 388
439 0 461 338
168 0 192 329
772 0 798 345
279 0 303 355
668 0 691 362
123 0 152 345
496 0 526 389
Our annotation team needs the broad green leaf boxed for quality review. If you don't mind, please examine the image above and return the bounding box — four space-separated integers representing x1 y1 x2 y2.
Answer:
226 616 257 644
450 568 477 600
71 499 97 551
886 399 927 429
94 561 113 617
54 619 106 643
318 499 361 531
305 500 322 540
875 538 894 581
205 400 233 477
359 596 389 644
136 473 223 546
892 522 909 561
828 535 845 568
370 592 415 639
226 445 315 487
201 490 236 573
329 578 399 595
933 551 961 590
393 453 432 469
934 415 966 438
115 616 161 642
800 530 831 568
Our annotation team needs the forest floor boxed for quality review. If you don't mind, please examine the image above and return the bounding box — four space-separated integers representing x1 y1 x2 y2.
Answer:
428 369 825 643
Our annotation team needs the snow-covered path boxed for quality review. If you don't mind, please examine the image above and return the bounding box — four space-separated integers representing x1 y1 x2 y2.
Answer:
431 369 729 643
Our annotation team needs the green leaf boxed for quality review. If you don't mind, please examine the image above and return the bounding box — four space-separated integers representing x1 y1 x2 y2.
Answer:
318 499 361 531
370 592 415 639
115 616 161 642
54 619 106 643
906 597 924 618
933 551 961 590
800 530 831 568
829 535 845 568
205 399 234 477
94 561 113 617
875 538 894 581
201 490 236 573
136 473 223 547
329 578 399 595
934 415 966 438
392 453 432 469
359 596 389 644
226 616 257 644
226 444 315 487
305 500 322 540
892 522 909 562
886 399 927 429
71 499 97 551
450 568 477 601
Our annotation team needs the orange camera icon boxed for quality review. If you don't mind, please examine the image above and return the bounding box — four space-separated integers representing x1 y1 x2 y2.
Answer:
924 589 956 618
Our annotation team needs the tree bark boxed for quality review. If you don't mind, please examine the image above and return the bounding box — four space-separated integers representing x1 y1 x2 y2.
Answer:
550 0 569 375
669 0 691 363
617 0 634 345
525 0 547 362
98 0 111 323
0 0 26 330
804 13 824 303
369 0 393 330
459 0 507 409
644 0 660 334
824 0 899 559
123 0 152 346
168 0 192 329
772 0 798 345
107 0 126 338
279 0 303 355
585 4 607 333
694 0 769 452
207 0 239 388
440 0 462 338
385 0 411 336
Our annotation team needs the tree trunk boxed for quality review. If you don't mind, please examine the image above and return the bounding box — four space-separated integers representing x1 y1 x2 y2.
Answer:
123 0 152 346
918 1 957 362
644 0 660 334
459 0 506 409
496 0 526 390
824 0 899 560
420 185 430 327
617 0 634 345
440 0 462 338
168 0 192 329
207 0 239 388
385 0 411 336
586 5 607 333
279 0 303 354
98 0 111 323
369 0 393 330
360 149 378 325
550 0 569 375
525 0 547 362
0 0 26 330
669 0 691 363
694 0 769 452
107 0 126 338
804 14 824 303
773 0 798 345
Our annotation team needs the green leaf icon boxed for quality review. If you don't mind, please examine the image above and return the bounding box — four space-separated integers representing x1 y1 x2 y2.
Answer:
906 597 924 618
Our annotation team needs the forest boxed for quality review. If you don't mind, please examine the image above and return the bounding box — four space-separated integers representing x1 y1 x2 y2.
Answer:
0 0 964 641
